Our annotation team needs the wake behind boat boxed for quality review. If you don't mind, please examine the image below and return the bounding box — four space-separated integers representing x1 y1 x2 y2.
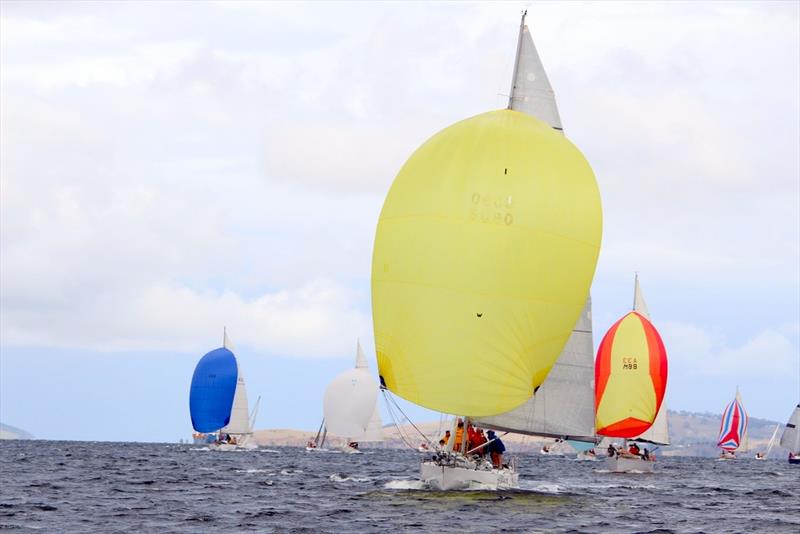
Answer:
372 10 603 491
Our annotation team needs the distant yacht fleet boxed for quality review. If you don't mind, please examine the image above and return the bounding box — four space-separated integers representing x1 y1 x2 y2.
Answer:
185 11 800 482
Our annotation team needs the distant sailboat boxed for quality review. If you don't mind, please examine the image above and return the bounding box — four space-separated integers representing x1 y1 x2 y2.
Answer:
716 389 748 460
372 11 602 490
779 404 800 464
755 424 780 460
320 341 382 453
595 275 669 473
189 329 258 450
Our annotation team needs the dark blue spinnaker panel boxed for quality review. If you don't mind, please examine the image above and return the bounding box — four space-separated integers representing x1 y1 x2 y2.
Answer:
189 347 238 432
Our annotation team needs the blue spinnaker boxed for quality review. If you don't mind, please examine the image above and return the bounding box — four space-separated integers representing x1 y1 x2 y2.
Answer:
189 347 238 432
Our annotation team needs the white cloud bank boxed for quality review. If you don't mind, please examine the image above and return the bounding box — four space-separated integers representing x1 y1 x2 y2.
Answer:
1 2 798 364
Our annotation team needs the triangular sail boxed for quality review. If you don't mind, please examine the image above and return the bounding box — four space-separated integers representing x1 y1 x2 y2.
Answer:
355 340 368 369
765 424 780 459
221 367 252 434
779 404 800 452
470 14 595 441
507 11 562 130
630 276 670 445
351 405 384 443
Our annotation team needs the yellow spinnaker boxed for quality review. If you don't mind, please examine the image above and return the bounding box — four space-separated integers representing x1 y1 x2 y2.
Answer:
371 110 602 416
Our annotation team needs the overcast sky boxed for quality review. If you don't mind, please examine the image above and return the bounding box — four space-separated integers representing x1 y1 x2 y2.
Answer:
1 1 798 442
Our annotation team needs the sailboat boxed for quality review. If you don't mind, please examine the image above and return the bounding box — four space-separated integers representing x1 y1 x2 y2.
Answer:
779 404 800 464
595 276 669 473
371 11 603 490
755 424 780 460
189 330 259 451
716 389 748 460
318 341 382 453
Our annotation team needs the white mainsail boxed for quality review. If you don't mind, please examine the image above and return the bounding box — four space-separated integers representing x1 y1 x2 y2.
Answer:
221 372 252 435
471 14 595 442
630 275 670 445
508 14 562 131
779 404 800 452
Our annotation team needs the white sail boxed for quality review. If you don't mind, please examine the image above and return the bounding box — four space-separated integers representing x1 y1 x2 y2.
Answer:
221 369 252 435
765 424 780 459
473 295 596 440
350 340 383 441
355 339 368 369
351 405 384 443
630 275 670 445
323 367 378 438
507 14 562 131
779 404 800 452
471 16 594 442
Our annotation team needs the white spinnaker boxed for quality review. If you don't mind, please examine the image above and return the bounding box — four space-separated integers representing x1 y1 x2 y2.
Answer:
473 295 595 440
779 404 800 452
323 368 378 438
507 15 562 130
351 405 384 443
629 276 670 445
221 371 252 435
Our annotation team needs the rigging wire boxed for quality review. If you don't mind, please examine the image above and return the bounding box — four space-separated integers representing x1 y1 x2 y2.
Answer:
381 389 438 450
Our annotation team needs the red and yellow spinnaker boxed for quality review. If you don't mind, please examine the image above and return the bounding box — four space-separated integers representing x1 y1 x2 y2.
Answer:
595 312 668 438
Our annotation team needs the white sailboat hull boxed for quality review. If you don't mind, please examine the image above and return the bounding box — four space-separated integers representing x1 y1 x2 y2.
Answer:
420 461 518 490
605 455 655 473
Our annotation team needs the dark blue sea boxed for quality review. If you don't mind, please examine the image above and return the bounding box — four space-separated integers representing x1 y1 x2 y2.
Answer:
0 440 798 532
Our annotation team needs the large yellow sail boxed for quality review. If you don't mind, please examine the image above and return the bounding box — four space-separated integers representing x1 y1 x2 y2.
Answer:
371 109 602 416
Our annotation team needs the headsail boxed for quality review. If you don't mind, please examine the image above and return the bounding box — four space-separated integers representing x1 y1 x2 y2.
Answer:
595 278 669 439
508 11 562 130
717 389 748 451
779 404 800 452
189 347 238 433
629 276 670 445
470 13 595 441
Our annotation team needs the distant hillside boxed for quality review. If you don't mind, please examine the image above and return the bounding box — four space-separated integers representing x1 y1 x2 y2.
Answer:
0 423 35 440
253 410 788 458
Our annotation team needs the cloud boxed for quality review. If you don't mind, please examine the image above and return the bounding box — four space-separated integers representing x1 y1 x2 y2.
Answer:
661 321 797 379
0 1 797 367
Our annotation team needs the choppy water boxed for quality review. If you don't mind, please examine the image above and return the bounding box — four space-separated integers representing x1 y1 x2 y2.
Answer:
0 441 798 533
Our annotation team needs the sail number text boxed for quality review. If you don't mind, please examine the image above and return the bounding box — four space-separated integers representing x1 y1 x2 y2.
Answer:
622 357 638 370
469 193 514 226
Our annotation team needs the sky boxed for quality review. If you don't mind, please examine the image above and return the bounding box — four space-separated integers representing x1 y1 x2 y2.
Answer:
1 1 798 442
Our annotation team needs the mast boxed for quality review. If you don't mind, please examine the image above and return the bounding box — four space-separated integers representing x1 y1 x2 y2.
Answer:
507 10 527 109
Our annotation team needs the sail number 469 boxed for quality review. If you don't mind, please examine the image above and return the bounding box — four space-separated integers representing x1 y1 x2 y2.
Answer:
622 358 638 370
